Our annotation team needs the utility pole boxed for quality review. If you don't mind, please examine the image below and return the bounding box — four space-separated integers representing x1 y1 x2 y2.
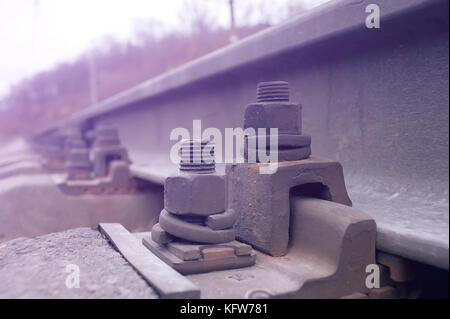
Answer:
228 0 238 43
88 52 98 107
32 0 39 51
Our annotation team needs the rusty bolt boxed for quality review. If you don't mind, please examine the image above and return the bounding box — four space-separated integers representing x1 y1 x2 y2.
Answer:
244 81 312 162
152 139 237 245
66 138 92 180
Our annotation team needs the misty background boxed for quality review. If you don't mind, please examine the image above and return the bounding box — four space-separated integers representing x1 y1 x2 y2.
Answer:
0 0 332 137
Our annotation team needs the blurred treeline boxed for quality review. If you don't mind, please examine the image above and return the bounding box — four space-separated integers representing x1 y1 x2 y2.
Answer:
0 1 306 137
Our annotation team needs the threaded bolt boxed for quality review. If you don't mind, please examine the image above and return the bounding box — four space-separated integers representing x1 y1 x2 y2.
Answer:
93 124 121 147
256 81 290 102
179 139 215 174
66 138 92 180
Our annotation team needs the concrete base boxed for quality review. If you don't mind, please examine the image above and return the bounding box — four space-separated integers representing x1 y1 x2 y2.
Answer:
0 228 159 298
0 173 162 243
0 161 43 179
0 195 376 299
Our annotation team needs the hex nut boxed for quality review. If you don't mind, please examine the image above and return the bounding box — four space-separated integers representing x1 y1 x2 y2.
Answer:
164 173 227 216
244 102 302 135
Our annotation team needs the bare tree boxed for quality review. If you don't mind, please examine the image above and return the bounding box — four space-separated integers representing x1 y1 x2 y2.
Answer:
287 0 307 18
179 0 218 35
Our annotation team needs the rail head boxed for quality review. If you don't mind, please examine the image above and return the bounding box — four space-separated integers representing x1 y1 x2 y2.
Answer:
35 0 446 138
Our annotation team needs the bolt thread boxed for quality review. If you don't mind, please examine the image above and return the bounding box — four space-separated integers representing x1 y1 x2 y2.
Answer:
66 139 91 180
256 81 290 102
93 124 121 147
66 139 90 165
179 139 215 173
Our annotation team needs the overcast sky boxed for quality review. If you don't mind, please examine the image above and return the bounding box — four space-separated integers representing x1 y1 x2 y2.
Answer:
0 0 331 99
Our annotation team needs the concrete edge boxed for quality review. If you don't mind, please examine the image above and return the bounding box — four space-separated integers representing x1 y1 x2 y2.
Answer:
98 223 201 298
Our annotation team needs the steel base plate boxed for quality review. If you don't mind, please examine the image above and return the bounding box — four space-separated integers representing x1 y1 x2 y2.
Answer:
142 236 256 275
